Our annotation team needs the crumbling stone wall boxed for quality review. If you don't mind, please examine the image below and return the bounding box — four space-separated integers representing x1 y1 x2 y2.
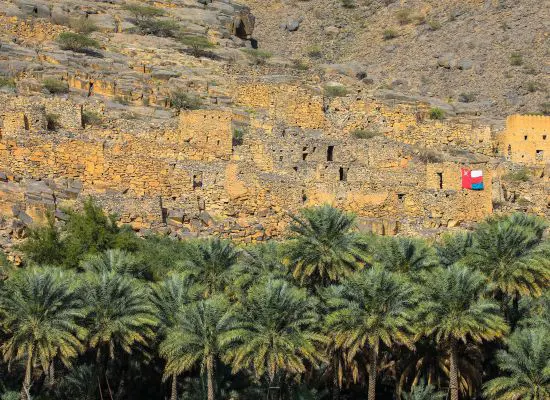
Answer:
496 114 550 165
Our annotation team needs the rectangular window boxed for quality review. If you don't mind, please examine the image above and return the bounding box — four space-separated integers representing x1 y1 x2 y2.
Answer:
327 146 334 161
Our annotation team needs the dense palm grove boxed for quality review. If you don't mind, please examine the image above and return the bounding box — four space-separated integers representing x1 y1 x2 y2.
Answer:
0 200 548 400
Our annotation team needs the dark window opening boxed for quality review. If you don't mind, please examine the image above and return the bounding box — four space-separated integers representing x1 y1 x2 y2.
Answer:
88 82 94 97
507 144 512 156
524 135 528 140
397 193 405 201
543 135 547 140
312 147 316 153
23 115 29 130
339 167 348 181
33 6 38 14
192 173 203 190
536 150 544 161
279 156 283 161
293 166 298 172
327 146 334 161
302 153 308 161
302 190 307 203
217 140 220 146
437 172 443 189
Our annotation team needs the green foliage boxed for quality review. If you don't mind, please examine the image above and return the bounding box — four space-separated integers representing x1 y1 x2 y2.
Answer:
43 78 69 94
383 28 399 40
224 279 326 380
241 48 273 65
0 392 19 400
180 35 215 56
427 19 442 30
306 45 323 58
526 81 541 93
0 268 87 394
429 107 445 120
540 102 550 116
232 128 245 146
123 3 165 21
341 0 356 9
57 32 100 53
324 85 347 97
510 52 523 66
135 19 180 38
483 328 550 400
4 203 550 400
0 76 15 88
352 129 381 139
46 113 60 130
82 110 103 127
169 90 202 111
396 9 413 25
69 17 98 34
286 205 369 286
504 167 531 182
18 213 65 265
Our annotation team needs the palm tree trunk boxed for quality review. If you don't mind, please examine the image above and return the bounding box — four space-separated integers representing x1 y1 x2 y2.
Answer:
449 339 459 400
47 361 55 387
170 373 178 400
21 345 33 400
206 355 215 400
332 356 340 400
368 340 378 400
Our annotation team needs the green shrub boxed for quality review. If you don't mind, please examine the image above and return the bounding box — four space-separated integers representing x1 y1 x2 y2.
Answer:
341 0 355 8
69 17 98 33
306 45 322 58
504 168 531 183
0 76 15 88
292 59 310 71
241 48 273 65
233 128 245 146
324 85 347 97
510 52 523 66
82 110 103 127
170 90 201 111
123 3 164 21
180 35 215 56
540 102 550 116
429 107 445 120
43 78 69 94
427 19 442 30
458 92 476 103
526 81 540 93
135 19 180 37
57 32 100 53
383 29 398 40
352 129 381 139
46 113 60 130
395 9 412 25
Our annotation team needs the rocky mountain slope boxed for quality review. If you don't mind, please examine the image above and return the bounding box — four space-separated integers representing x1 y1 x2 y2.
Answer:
243 0 550 118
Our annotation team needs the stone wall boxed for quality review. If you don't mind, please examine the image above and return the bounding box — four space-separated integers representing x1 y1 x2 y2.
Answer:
496 114 550 165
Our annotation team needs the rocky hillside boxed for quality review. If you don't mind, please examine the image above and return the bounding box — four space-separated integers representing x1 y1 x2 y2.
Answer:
242 0 550 118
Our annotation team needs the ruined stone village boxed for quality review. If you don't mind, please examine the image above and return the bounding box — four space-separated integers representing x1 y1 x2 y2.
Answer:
0 0 549 264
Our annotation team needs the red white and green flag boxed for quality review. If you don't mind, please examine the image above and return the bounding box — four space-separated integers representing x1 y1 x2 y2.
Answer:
461 168 484 190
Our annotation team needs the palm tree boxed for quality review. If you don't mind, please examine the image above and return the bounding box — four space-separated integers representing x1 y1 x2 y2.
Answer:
159 295 233 400
483 328 550 400
223 279 326 396
435 232 473 267
180 238 240 298
151 274 199 400
80 248 143 277
325 267 417 400
83 272 157 361
230 241 288 298
286 205 369 287
464 214 550 303
401 381 446 400
417 265 509 400
0 268 87 399
372 236 439 274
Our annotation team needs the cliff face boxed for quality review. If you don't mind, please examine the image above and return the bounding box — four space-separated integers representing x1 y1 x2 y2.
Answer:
0 0 549 262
